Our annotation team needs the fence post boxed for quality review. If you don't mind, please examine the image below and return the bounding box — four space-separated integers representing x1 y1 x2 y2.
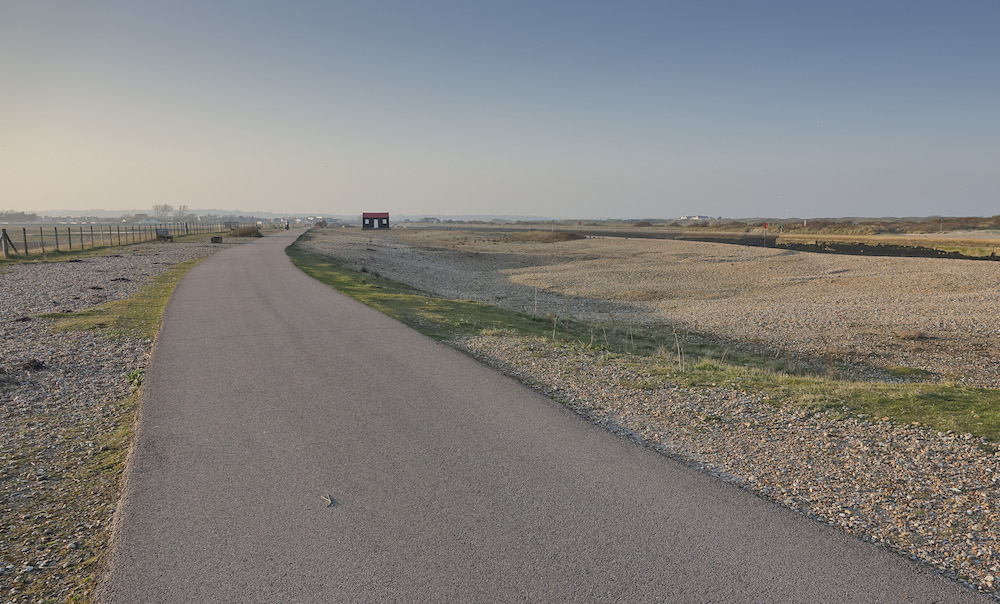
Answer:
23 228 29 256
1 228 9 258
54 228 59 251
39 227 45 254
90 225 95 249
68 227 73 250
79 227 84 250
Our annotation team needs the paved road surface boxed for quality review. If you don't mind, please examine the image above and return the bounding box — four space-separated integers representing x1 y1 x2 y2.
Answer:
100 231 984 602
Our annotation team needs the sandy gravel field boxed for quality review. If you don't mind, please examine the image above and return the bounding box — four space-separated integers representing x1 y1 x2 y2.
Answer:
303 227 1000 387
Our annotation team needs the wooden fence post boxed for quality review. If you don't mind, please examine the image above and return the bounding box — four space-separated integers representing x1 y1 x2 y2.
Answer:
23 228 29 256
54 227 59 251
1 229 9 258
39 227 45 254
68 227 73 250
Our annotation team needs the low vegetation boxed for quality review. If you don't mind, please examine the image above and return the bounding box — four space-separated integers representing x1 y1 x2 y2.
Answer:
504 231 585 243
40 258 204 338
4 256 208 602
288 235 1000 444
0 231 224 265
229 225 263 238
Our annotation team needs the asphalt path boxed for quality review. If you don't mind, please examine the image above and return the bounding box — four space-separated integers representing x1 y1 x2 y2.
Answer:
100 230 985 602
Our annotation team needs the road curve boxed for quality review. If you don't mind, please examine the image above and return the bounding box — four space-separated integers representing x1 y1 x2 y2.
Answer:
100 230 984 602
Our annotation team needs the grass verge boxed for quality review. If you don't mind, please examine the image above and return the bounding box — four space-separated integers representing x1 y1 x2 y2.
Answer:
0 232 225 266
3 257 206 601
288 233 1000 444
38 258 204 338
3 392 139 602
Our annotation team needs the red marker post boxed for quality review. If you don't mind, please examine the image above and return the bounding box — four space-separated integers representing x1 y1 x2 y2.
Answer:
762 222 767 247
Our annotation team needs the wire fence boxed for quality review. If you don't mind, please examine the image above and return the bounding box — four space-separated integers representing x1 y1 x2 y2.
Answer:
0 222 246 259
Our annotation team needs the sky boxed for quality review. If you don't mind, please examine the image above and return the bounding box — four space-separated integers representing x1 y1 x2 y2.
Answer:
2 1 998 219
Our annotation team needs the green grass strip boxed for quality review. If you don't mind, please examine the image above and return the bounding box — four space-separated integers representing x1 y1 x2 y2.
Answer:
288 233 1000 445
39 257 204 338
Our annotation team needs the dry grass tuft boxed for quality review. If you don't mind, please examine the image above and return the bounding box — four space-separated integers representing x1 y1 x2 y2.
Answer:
229 226 263 238
505 231 585 243
894 329 929 340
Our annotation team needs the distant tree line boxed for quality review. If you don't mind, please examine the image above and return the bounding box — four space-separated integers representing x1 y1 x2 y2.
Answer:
0 210 40 222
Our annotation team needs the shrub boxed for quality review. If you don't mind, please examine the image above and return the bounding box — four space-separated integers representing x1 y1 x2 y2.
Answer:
893 329 928 340
229 226 263 238
506 231 586 243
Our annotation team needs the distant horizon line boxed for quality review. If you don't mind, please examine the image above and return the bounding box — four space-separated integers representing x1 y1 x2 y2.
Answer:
12 208 1000 223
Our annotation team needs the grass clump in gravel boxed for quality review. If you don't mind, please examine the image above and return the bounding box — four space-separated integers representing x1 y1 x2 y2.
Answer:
38 258 203 339
676 359 1000 442
504 231 586 243
288 239 1000 445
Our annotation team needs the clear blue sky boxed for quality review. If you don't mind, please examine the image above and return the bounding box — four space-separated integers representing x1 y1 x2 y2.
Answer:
2 1 997 218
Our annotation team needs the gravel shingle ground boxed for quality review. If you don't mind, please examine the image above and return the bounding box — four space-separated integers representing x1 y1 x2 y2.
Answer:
0 240 237 602
303 227 1000 387
300 227 1000 596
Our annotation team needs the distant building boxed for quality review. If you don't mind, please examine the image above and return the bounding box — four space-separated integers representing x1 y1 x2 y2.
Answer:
680 215 712 221
362 212 390 229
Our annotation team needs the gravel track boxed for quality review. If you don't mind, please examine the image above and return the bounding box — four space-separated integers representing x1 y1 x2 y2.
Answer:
300 227 1000 597
0 240 239 602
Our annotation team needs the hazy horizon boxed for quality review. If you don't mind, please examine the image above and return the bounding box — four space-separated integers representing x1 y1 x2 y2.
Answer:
3 2 998 219
11 206 1000 224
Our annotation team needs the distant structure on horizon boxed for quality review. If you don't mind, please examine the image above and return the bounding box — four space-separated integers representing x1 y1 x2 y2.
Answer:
679 215 712 221
362 212 390 229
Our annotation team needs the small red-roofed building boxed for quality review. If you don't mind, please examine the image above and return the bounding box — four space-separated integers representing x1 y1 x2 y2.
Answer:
362 212 389 229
